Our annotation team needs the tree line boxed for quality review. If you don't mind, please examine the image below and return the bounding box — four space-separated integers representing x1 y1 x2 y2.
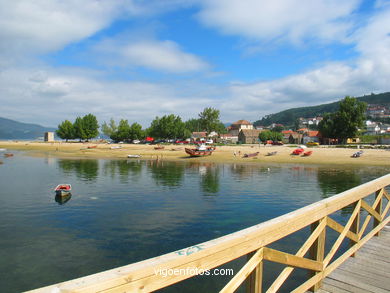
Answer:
56 107 227 142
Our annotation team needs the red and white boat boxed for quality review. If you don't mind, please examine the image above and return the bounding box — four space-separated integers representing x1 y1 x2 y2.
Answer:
55 184 72 196
185 144 215 157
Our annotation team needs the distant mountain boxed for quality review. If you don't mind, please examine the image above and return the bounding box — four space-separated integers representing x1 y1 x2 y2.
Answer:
0 117 56 139
254 92 390 127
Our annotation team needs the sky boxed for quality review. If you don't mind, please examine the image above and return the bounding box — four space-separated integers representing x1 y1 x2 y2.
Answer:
0 0 389 127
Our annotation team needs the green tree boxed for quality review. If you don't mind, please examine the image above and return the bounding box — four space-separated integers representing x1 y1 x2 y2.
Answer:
149 114 188 139
198 107 221 133
73 117 86 141
56 120 75 141
184 118 201 132
215 122 228 134
272 125 284 132
111 119 131 142
101 118 117 138
259 131 283 142
318 96 366 143
82 113 99 141
129 122 145 140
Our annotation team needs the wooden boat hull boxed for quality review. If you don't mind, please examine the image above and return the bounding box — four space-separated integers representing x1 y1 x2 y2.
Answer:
55 190 71 197
185 148 213 157
243 152 259 158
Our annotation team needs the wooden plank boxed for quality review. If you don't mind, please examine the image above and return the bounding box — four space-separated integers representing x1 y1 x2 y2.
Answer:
327 269 390 292
334 266 390 287
322 278 375 293
220 248 264 293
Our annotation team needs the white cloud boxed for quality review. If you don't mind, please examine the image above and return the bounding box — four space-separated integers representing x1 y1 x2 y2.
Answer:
120 40 209 73
219 5 390 122
0 0 140 65
0 67 217 126
197 0 360 44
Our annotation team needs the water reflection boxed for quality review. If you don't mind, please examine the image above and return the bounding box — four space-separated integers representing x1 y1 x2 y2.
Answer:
55 193 72 205
148 161 185 188
102 160 143 183
199 165 220 195
58 159 99 182
317 169 362 198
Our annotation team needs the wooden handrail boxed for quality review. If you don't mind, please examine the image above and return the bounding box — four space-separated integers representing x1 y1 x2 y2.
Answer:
27 174 390 293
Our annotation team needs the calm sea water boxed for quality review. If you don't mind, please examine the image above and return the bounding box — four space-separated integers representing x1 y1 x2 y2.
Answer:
0 152 388 292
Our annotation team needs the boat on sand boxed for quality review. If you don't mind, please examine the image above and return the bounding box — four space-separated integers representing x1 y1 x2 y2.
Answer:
243 152 259 158
185 144 215 157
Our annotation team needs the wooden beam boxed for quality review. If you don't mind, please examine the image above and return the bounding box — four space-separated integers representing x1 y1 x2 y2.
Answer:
361 199 382 223
267 217 327 293
326 217 359 243
263 247 322 272
323 200 361 268
309 219 326 291
374 190 383 236
220 248 264 293
349 201 360 257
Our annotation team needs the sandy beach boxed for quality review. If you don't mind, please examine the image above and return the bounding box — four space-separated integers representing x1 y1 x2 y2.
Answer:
1 141 390 166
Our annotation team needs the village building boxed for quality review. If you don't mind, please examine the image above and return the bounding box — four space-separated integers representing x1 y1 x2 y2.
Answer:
44 132 54 142
238 129 262 144
281 130 295 143
302 131 321 144
219 133 238 144
228 120 253 136
191 132 207 141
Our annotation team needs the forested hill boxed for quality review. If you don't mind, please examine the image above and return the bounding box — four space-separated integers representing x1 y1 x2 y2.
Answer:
0 117 55 139
254 92 390 126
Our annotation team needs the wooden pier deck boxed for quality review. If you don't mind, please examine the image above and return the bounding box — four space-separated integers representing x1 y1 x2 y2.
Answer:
318 224 390 293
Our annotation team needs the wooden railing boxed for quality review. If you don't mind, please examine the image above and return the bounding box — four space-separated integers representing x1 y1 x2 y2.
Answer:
29 174 390 293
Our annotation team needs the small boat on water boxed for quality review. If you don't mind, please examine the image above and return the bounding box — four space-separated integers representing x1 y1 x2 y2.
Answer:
243 152 259 158
128 154 142 158
4 153 14 157
55 184 72 196
185 144 215 157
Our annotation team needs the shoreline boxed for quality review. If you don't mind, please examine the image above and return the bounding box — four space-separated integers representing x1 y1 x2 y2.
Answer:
1 141 390 166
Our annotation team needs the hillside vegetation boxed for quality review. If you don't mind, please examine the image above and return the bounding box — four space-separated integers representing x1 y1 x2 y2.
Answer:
254 92 390 126
0 117 55 139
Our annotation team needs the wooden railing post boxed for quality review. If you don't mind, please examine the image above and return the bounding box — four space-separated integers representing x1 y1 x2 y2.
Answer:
350 201 360 257
374 189 383 236
309 219 326 292
246 252 263 293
